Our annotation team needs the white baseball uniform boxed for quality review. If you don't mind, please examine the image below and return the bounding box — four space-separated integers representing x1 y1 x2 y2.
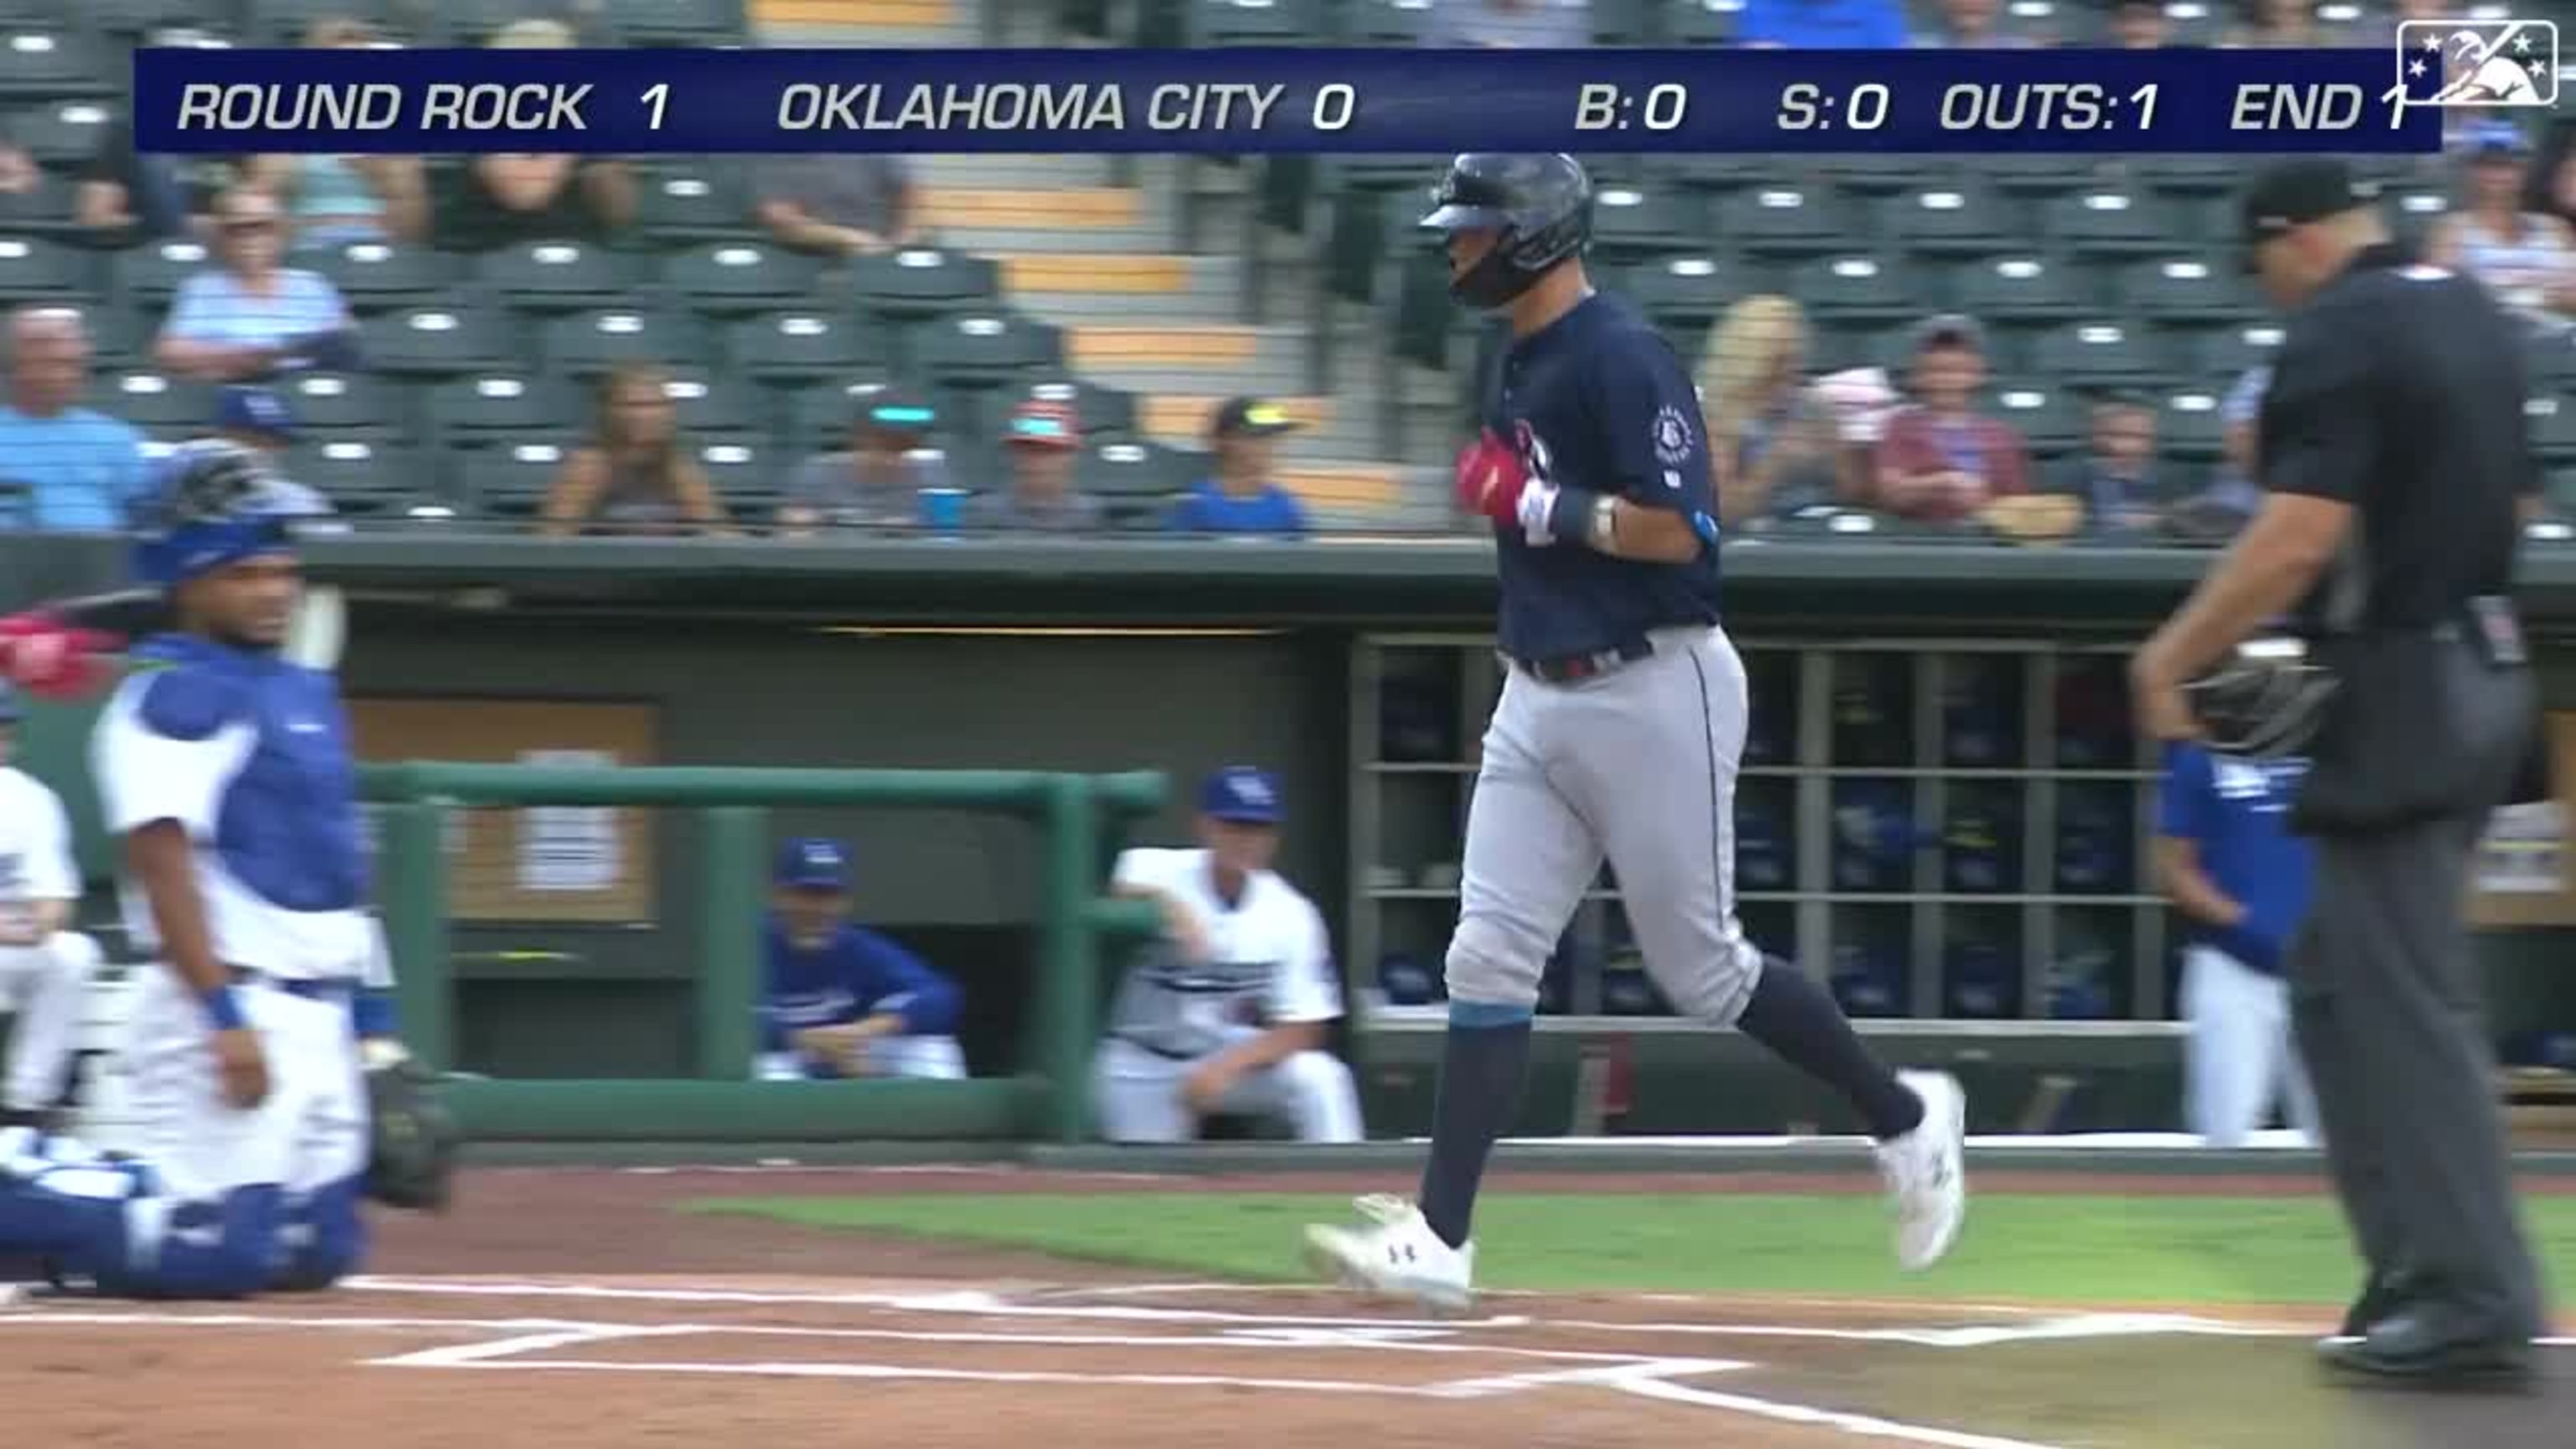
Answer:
1093 846 1363 1144
0 763 103 1116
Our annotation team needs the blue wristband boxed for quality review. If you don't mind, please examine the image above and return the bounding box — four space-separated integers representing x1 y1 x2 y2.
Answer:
1545 486 1601 544
200 985 247 1032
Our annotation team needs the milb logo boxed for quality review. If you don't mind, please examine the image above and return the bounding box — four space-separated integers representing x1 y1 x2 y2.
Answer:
2394 18 2560 107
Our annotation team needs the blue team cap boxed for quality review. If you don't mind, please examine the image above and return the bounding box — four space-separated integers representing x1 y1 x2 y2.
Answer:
1200 766 1282 825
776 837 851 891
216 384 298 439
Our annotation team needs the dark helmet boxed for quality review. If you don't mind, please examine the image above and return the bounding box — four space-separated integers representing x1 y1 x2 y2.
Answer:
1419 153 1593 310
132 439 299 590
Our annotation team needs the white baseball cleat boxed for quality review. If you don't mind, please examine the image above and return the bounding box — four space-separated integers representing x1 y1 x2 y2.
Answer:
1875 1070 1968 1270
1302 1193 1477 1313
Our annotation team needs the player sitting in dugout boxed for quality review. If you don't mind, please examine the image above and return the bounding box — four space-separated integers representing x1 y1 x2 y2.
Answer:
1092 767 1363 1144
756 837 969 1082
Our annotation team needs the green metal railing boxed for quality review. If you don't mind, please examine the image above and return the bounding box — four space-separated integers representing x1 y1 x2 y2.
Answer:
360 762 1166 1144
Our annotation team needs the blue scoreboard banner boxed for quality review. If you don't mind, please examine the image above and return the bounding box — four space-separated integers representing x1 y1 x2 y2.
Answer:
132 46 2451 154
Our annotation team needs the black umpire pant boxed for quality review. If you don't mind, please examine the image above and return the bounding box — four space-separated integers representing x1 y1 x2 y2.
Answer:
2289 809 2547 1340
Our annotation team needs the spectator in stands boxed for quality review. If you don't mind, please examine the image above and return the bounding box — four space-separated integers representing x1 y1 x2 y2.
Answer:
970 399 1104 532
2428 123 2576 338
1913 0 2035 47
1870 314 2029 523
153 187 362 383
2223 0 2319 47
242 20 427 247
210 384 337 524
539 361 732 536
1735 0 1908 47
1699 295 1852 527
75 30 236 248
778 387 944 534
435 18 636 251
1168 397 1310 538
755 152 923 259
2049 393 2171 536
1420 0 1590 48
0 307 148 531
2109 0 2171 48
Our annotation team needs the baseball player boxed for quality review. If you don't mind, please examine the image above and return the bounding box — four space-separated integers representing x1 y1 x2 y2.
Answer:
2156 740 2319 1147
0 680 104 1128
1305 156 1966 1310
757 837 969 1081
0 442 407 1297
1093 766 1363 1144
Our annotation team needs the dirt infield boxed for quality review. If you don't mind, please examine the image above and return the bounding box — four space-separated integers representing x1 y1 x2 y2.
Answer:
8 1166 2574 1449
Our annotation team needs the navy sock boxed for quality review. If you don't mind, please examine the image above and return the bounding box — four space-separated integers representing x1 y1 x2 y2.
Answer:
1735 957 1924 1140
1416 1001 1535 1251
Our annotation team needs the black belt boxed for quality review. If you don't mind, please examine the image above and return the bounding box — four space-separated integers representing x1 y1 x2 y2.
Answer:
230 968 355 1002
1507 636 1655 683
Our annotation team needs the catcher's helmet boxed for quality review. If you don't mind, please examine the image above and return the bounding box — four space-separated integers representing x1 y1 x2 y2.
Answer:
1419 153 1593 309
2184 636 2337 760
132 439 299 589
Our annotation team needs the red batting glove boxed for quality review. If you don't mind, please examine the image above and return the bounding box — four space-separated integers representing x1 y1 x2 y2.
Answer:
1452 429 1532 527
0 611 123 701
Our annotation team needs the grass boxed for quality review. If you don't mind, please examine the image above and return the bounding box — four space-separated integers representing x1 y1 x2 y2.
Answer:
676 1191 2576 1307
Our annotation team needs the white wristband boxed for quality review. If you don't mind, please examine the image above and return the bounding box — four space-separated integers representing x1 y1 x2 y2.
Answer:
1517 481 1560 544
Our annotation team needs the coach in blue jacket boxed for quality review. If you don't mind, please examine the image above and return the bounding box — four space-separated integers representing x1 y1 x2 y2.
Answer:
756 838 969 1081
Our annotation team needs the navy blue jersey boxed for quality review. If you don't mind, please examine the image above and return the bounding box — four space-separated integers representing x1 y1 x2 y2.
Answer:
1477 293 1722 660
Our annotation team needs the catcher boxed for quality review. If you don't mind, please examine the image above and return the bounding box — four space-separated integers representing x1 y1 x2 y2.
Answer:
0 444 457 1297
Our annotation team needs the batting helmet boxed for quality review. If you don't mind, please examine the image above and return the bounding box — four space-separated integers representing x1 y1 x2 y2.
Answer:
2184 636 2337 760
1419 153 1593 309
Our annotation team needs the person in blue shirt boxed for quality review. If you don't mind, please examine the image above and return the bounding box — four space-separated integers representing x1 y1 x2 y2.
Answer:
1167 397 1311 538
2155 740 2319 1148
0 307 149 532
756 838 968 1081
1736 0 1909 49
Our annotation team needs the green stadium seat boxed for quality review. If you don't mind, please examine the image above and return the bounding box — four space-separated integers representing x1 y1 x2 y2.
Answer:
0 234 85 300
1790 254 1919 325
1890 178 2018 258
1957 256 2087 325
360 304 518 379
1623 255 1738 338
273 371 401 437
299 239 463 314
849 247 1003 324
634 163 756 248
661 241 823 318
2525 336 2576 393
916 310 1067 444
454 440 567 522
407 0 538 46
1079 438 1188 525
0 168 74 240
1390 252 1457 371
2529 396 2576 465
2125 156 2241 199
1653 155 1771 204
1667 0 1737 44
1325 184 1434 306
1589 0 1659 43
92 0 218 38
9 99 109 171
1818 156 1950 199
657 368 761 438
99 368 213 434
787 372 914 449
2121 257 2257 325
280 439 440 517
2153 387 2229 462
612 0 747 47
112 239 213 312
541 306 712 377
1718 184 1850 260
1966 155 2106 200
1335 0 1430 44
66 297 146 366
726 309 894 385
2188 322 2283 382
2031 321 2167 392
426 373 585 446
1589 185 1703 266
1988 379 2083 457
475 238 644 315
2044 187 2180 257
1025 374 1142 443
1189 0 1321 44
0 30 112 101
692 439 773 512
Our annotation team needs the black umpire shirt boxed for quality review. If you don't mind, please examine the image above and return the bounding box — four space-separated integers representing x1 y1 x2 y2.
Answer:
2260 241 2539 631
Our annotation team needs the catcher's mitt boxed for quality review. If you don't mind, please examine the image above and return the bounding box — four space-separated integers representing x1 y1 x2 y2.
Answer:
365 1060 461 1213
2183 636 2337 760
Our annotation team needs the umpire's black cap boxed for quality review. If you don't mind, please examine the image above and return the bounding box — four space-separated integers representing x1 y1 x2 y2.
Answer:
1420 153 1593 309
2237 158 2376 265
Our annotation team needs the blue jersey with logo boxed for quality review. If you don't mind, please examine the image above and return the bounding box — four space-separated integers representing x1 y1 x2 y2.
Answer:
760 919 962 1055
1167 480 1309 537
1477 293 1722 660
2156 741 2315 974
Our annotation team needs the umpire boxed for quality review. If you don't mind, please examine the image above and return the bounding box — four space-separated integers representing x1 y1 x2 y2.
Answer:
2132 158 2549 1385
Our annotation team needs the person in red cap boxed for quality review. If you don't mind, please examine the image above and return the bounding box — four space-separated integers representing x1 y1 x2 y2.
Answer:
969 398 1104 532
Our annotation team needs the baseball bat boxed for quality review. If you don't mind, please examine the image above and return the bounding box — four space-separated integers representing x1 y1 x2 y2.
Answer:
20 584 347 673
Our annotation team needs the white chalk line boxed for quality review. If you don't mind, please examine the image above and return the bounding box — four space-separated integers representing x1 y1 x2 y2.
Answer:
1617 1374 2075 1449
